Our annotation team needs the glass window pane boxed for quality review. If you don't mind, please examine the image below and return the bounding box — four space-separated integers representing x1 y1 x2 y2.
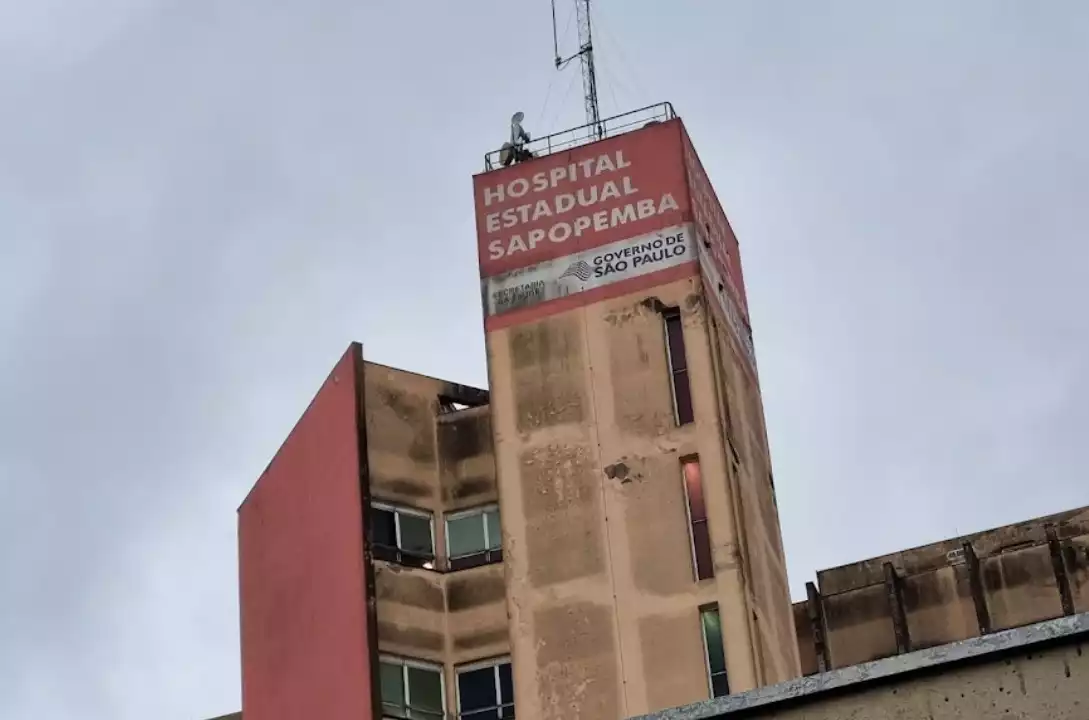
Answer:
399 514 434 557
711 672 730 698
407 666 443 716
498 661 513 704
683 461 706 521
665 313 687 371
457 666 496 712
373 508 397 547
692 522 714 581
485 509 502 550
448 514 486 558
380 661 405 707
674 368 694 424
702 608 726 675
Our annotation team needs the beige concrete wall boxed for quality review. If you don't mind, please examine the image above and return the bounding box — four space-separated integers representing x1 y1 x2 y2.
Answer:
362 363 509 718
722 634 1089 720
796 506 1089 675
1064 533 1089 613
485 275 797 719
705 306 798 685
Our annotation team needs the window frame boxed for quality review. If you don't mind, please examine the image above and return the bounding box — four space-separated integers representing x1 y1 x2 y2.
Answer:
444 504 503 571
699 604 730 698
379 653 447 720
662 307 694 425
372 501 436 570
455 655 514 719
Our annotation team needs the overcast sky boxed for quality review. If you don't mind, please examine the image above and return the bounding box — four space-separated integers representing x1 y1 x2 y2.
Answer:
2 1 1087 718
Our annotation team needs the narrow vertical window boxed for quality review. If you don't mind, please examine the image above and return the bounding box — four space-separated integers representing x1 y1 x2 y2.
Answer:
682 457 714 581
700 605 730 698
663 308 694 425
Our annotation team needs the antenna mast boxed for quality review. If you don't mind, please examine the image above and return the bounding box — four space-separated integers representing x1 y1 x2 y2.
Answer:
553 0 604 141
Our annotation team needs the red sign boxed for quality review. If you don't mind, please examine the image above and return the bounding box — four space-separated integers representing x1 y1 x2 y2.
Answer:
682 127 750 322
474 120 690 278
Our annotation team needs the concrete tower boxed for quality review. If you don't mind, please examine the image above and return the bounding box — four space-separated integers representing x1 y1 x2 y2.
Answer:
473 104 800 718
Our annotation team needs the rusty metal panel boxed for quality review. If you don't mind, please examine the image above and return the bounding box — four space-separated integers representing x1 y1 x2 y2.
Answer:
238 344 375 720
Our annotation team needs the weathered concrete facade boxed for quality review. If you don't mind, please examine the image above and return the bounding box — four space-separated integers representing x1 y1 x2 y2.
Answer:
485 273 797 719
633 612 1089 720
795 506 1089 675
472 113 799 719
362 362 510 717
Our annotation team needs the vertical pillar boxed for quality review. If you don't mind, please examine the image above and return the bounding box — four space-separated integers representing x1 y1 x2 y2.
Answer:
963 541 991 635
805 582 829 673
883 562 911 654
1046 525 1075 617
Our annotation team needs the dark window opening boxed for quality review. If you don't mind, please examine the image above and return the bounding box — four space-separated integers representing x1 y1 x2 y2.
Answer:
701 605 729 698
371 503 435 570
439 398 472 414
447 506 503 571
682 458 714 581
438 386 489 414
457 659 514 719
663 308 694 425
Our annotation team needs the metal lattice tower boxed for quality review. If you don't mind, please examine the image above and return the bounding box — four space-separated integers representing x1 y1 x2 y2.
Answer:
554 0 604 141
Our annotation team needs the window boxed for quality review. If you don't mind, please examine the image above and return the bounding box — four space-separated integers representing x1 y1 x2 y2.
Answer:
682 458 714 581
446 505 503 571
372 502 435 569
380 655 445 720
700 605 729 698
663 308 694 425
457 658 514 719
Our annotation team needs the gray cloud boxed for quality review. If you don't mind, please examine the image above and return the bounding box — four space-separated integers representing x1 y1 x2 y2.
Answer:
1 1 1086 717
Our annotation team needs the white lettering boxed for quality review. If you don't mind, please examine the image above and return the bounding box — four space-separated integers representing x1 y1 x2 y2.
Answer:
483 185 504 207
531 172 549 192
507 234 528 254
599 181 620 202
611 205 636 225
531 200 553 222
486 213 501 233
556 193 576 214
508 178 530 198
576 186 598 207
549 223 572 244
487 193 684 260
593 210 609 231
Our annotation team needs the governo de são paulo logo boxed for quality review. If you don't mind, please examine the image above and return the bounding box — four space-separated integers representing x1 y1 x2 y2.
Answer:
559 260 594 282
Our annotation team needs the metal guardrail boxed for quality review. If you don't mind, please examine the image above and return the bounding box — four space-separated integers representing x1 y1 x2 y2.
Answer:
483 102 676 172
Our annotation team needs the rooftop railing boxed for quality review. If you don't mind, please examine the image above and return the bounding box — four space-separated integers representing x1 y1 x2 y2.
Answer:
482 101 676 172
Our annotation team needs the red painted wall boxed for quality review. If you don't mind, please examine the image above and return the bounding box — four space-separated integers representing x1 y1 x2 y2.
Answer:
239 344 375 720
473 119 691 278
